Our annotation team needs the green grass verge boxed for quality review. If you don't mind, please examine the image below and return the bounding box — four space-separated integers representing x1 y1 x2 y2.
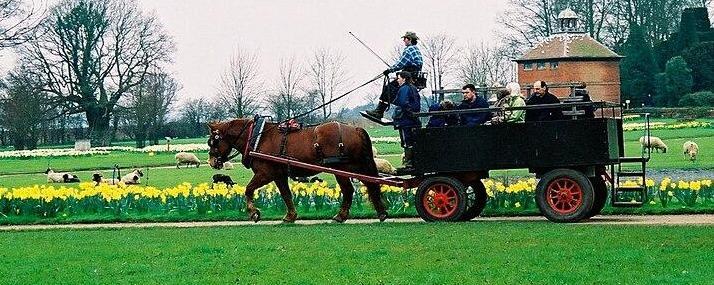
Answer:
1 222 712 284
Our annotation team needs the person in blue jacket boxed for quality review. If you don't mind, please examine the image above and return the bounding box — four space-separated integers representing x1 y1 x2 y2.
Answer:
426 100 458 128
459 84 491 126
391 71 421 169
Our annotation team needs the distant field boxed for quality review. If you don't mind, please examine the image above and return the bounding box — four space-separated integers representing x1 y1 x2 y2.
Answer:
0 118 711 189
1 222 712 284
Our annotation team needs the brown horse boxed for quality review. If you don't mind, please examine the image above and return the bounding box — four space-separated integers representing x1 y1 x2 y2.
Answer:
207 118 387 223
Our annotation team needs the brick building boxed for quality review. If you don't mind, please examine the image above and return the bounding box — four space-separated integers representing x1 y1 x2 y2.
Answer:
514 9 623 103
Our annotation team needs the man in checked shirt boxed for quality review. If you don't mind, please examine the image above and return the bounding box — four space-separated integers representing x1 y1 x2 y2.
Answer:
365 31 424 119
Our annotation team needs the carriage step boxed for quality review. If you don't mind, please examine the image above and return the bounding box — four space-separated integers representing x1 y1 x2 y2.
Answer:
612 201 644 207
616 185 645 192
617 171 644 177
619 156 649 163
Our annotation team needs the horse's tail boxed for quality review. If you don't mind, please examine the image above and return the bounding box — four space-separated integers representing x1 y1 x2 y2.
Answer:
356 127 386 216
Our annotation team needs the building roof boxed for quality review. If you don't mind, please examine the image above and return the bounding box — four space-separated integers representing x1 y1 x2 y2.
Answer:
558 8 578 19
515 33 622 62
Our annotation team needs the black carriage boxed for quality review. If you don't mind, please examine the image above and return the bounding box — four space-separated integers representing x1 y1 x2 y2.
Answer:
244 83 650 223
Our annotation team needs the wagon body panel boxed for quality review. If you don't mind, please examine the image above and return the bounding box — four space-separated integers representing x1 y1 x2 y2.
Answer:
412 118 621 174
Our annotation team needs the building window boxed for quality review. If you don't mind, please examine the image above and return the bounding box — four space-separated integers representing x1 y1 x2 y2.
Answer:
536 62 546 70
524 63 533 71
550 61 559 69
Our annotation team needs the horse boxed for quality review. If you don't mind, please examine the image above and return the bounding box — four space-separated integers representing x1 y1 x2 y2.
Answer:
207 118 387 223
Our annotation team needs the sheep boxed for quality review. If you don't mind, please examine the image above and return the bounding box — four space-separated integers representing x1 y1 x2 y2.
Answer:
91 172 119 186
212 174 236 186
175 152 201 168
45 168 80 183
374 158 396 175
683 141 699 161
639 136 668 153
121 169 144 184
205 159 234 170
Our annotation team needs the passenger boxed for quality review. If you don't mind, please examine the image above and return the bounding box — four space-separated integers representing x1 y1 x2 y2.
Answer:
426 100 458 128
525 80 563 121
365 31 423 119
391 71 421 169
492 82 526 123
459 84 491 127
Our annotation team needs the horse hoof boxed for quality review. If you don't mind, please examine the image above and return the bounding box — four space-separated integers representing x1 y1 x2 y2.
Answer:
378 212 388 222
250 210 261 223
282 213 297 223
332 214 346 223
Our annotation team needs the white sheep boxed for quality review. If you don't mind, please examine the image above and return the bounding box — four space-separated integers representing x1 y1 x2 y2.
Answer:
45 168 80 183
374 158 396 175
176 152 201 168
222 161 234 170
121 169 144 184
683 141 699 161
639 136 668 153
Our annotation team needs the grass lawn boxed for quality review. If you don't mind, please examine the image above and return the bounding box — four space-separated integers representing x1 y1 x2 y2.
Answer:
1 222 712 284
0 121 711 188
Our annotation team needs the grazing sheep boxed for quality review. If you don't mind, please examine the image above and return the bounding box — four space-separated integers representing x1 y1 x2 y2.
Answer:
374 158 396 175
205 159 234 170
121 169 144 184
292 176 324 183
683 141 699 161
222 161 234 170
212 174 236 186
45 168 80 183
639 136 668 153
91 172 119 185
175 152 201 168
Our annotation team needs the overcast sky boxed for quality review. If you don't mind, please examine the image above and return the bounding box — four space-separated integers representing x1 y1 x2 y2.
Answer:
137 0 509 107
0 1 508 107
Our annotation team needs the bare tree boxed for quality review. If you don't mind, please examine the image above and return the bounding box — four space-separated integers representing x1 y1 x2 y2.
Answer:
20 0 174 146
0 65 58 150
266 56 306 121
500 0 709 53
0 0 44 48
180 97 225 138
217 47 262 119
459 43 516 87
421 33 460 93
307 48 347 120
125 71 178 147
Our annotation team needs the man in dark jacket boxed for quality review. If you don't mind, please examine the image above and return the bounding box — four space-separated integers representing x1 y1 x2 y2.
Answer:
391 71 421 169
459 84 491 127
525 80 564 121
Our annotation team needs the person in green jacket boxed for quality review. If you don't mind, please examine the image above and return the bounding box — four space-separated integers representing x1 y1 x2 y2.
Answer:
493 82 526 123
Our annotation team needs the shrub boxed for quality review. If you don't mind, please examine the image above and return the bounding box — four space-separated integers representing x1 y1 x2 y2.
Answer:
679 91 714 107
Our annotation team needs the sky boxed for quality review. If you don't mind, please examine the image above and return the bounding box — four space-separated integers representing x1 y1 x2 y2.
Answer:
136 0 509 107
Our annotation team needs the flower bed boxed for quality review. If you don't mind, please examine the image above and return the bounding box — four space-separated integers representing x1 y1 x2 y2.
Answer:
1 177 711 219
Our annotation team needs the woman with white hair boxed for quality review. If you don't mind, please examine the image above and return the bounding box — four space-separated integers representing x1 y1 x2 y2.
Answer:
492 82 526 123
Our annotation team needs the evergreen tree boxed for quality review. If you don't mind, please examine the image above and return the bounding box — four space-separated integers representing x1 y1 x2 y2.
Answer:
620 24 658 105
683 42 714 92
654 56 693 106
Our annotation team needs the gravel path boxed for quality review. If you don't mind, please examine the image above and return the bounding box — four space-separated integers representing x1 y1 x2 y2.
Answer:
2 214 713 231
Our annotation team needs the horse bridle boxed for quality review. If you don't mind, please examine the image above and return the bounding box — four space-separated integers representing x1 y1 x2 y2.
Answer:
208 119 254 165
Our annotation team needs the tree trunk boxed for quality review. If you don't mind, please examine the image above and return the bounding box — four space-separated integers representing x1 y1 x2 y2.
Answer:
86 107 113 147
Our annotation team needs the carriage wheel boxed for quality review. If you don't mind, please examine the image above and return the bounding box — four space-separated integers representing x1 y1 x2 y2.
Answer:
415 177 467 222
459 181 488 221
586 177 608 218
535 169 594 223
